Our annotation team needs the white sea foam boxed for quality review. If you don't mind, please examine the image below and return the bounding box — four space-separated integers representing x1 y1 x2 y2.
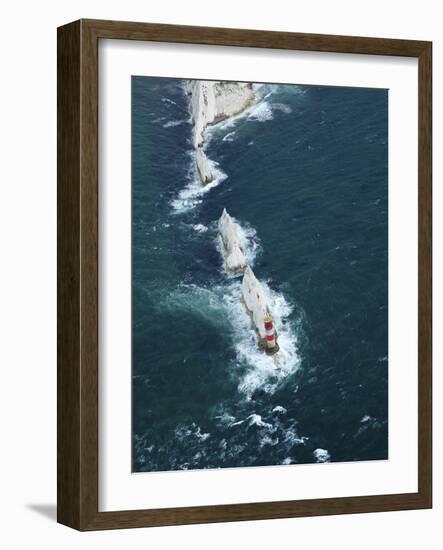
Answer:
239 223 261 268
222 279 301 397
284 427 308 446
175 423 210 442
243 83 304 122
162 278 300 398
192 223 209 233
214 412 236 427
207 97 274 132
229 418 246 427
171 152 228 213
273 103 292 114
260 434 279 447
204 89 274 140
163 119 186 128
161 97 178 106
222 131 237 142
313 448 331 463
247 414 274 430
247 101 274 121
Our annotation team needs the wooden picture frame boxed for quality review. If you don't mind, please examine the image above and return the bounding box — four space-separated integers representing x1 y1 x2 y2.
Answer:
57 18 432 530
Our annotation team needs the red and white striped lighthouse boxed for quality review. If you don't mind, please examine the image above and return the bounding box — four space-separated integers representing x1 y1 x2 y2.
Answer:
264 313 279 355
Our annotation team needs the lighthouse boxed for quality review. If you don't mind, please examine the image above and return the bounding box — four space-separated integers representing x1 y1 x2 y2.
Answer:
264 313 279 355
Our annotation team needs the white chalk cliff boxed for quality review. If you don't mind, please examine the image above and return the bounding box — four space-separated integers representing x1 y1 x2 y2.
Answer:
187 80 255 184
218 208 247 272
241 266 271 340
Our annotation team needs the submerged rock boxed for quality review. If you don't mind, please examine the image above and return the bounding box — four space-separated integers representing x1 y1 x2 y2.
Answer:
218 208 247 272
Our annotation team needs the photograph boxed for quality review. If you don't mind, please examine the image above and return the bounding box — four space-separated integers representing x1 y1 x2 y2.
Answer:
132 76 389 473
0 0 435 540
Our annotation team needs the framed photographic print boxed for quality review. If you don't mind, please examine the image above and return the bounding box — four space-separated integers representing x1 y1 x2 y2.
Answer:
57 19 432 530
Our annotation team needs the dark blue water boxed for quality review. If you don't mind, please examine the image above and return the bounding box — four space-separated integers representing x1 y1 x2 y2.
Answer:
132 77 388 472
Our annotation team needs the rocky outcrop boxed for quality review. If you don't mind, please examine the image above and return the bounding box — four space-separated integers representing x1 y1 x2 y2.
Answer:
195 147 213 184
180 80 280 353
241 266 271 340
218 208 247 273
187 80 255 185
187 80 216 149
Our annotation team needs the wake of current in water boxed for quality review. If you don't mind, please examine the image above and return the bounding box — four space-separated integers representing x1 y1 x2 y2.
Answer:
132 77 388 472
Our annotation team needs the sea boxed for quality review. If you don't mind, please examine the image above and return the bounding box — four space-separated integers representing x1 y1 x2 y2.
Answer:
132 77 388 472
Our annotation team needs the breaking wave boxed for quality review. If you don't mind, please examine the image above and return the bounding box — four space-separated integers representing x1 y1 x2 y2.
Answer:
163 277 300 399
247 101 274 121
163 119 187 128
161 97 178 106
192 223 209 233
222 279 301 397
170 151 228 213
222 131 237 142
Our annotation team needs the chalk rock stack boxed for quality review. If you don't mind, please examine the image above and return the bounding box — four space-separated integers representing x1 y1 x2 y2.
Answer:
187 80 255 185
195 147 213 185
218 208 247 273
218 209 278 353
241 266 271 342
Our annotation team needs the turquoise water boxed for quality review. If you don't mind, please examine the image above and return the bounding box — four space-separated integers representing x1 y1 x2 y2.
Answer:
132 77 388 472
